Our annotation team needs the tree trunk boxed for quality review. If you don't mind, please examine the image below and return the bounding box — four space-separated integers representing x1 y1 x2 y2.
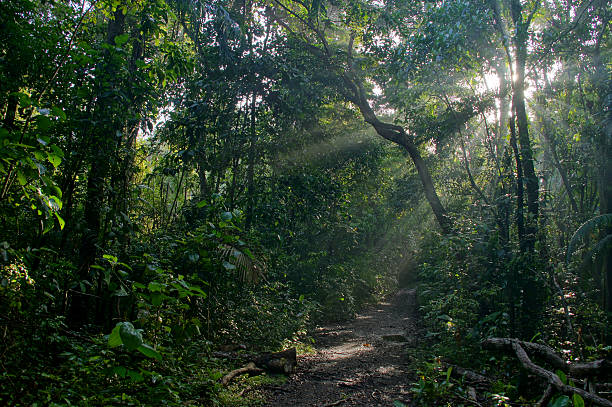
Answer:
341 73 451 234
245 92 257 230
596 63 612 318
509 116 526 250
511 0 539 252
69 8 126 327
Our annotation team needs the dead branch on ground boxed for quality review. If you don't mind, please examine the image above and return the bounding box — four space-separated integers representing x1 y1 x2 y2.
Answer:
482 338 612 407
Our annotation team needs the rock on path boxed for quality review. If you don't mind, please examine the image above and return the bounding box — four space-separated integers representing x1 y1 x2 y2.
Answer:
265 289 418 406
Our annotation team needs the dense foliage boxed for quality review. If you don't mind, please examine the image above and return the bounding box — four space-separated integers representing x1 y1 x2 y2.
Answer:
0 0 610 405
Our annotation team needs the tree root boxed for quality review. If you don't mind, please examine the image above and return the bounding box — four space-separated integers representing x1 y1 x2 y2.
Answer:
482 338 612 406
220 362 264 386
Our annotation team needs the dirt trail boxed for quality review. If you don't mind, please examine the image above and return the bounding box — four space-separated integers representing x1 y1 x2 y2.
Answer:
266 289 418 407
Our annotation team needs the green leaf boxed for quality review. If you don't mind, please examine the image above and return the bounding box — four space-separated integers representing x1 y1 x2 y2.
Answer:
137 344 161 361
189 285 207 297
51 107 66 120
114 33 129 46
119 322 143 351
47 152 61 168
17 171 27 186
556 370 567 385
151 292 162 306
548 395 570 407
221 211 233 221
393 402 406 407
148 281 163 292
572 393 584 407
113 366 127 378
50 144 64 158
103 254 118 263
126 369 144 382
222 260 236 270
108 324 123 348
54 213 65 230
35 115 51 132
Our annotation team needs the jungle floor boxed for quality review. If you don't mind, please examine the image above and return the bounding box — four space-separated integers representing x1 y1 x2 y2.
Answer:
264 289 419 407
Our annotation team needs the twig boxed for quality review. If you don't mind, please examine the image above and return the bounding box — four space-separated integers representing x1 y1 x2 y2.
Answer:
454 393 484 407
321 398 351 407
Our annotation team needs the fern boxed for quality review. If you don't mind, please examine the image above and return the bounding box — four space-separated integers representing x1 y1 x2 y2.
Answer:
566 214 612 264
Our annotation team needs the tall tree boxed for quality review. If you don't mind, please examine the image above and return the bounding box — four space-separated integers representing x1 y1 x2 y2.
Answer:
267 0 452 234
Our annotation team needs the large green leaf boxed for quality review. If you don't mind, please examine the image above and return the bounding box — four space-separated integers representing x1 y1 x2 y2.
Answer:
114 33 129 46
47 151 61 168
137 344 162 361
54 213 65 230
548 395 570 407
108 324 123 348
119 322 143 351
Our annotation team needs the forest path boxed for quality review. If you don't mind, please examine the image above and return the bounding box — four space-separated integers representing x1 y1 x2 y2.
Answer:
265 289 418 406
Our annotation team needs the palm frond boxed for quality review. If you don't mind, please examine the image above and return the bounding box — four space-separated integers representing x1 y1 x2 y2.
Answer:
566 214 612 264
218 244 266 284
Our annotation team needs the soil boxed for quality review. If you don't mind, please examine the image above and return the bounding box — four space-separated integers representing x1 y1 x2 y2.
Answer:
265 289 419 407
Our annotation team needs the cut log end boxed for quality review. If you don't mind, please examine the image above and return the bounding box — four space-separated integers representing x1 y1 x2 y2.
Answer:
254 347 297 374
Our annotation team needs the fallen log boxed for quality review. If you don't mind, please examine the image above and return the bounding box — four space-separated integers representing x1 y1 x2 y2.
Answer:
482 337 610 379
482 338 612 407
220 347 297 386
220 362 264 386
